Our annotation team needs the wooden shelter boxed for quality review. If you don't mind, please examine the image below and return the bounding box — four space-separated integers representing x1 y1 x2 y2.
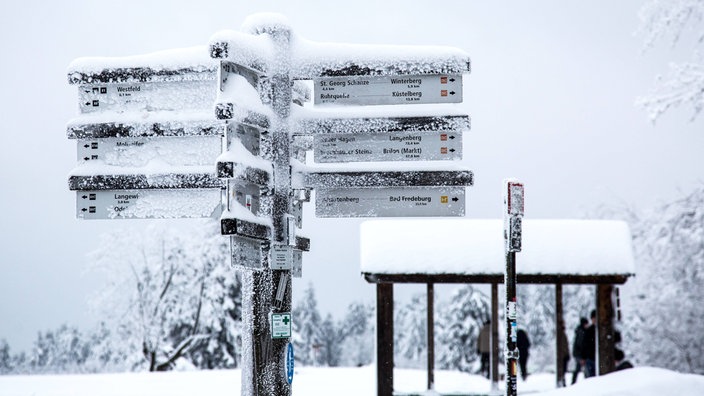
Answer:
360 219 635 396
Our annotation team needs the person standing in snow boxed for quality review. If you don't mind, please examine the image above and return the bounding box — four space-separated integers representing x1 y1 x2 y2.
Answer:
558 320 570 386
581 310 597 378
516 328 531 380
571 317 588 384
477 321 491 379
614 348 633 371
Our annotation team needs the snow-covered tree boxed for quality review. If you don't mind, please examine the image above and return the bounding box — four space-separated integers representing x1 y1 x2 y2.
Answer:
436 285 490 373
81 322 126 372
317 314 342 367
637 0 704 121
88 221 241 371
292 283 322 366
621 185 704 373
0 339 12 374
28 325 91 374
395 293 428 369
338 301 375 367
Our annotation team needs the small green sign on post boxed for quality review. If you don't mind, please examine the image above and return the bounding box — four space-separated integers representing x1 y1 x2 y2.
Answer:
272 313 292 339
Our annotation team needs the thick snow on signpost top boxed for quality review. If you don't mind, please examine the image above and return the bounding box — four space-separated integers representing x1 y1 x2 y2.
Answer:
361 219 635 276
68 46 216 81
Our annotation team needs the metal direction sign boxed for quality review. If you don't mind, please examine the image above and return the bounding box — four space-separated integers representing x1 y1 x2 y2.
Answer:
77 136 221 167
231 236 264 269
505 181 524 252
313 130 462 163
78 80 216 113
315 187 465 218
314 74 462 106
219 60 263 92
76 189 221 219
227 122 263 157
271 313 292 339
227 180 262 215
271 245 293 270
271 245 303 276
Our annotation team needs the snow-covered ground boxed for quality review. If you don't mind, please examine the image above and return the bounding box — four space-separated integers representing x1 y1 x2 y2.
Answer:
0 366 702 396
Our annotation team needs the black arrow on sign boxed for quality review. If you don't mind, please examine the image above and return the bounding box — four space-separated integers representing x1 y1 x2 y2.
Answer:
452 197 459 202
449 148 456 153
82 195 88 199
83 157 90 161
450 91 456 95
449 135 456 140
83 144 90 148
449 78 456 82
81 208 87 212
85 102 91 106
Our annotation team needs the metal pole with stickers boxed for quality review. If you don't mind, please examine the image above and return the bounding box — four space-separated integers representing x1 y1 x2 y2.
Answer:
503 180 524 396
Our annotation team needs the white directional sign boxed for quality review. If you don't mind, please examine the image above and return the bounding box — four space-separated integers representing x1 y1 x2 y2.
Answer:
76 189 221 219
315 187 465 218
314 74 462 106
78 80 216 113
271 245 293 270
314 130 462 163
77 136 221 167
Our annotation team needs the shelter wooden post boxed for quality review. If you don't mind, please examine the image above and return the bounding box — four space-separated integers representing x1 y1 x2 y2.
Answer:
377 283 394 396
596 284 615 375
555 283 565 387
427 283 435 390
491 282 499 390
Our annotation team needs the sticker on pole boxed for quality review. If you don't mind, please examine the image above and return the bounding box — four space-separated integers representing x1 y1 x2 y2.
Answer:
285 343 294 384
506 181 524 216
271 313 292 339
507 300 517 320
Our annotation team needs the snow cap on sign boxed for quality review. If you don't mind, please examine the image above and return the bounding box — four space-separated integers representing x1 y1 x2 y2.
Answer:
68 46 216 84
210 13 471 78
241 12 292 35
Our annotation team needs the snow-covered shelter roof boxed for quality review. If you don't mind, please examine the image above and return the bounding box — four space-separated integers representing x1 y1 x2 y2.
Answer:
361 219 635 284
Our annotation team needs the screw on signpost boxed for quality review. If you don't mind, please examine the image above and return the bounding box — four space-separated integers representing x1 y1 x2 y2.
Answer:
503 180 524 396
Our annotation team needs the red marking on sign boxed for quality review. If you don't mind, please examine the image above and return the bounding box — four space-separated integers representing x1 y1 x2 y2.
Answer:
440 76 448 84
440 147 448 154
441 90 448 97
507 182 524 215
440 134 448 141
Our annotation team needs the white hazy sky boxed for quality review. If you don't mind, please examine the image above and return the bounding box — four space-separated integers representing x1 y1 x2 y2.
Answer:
1 0 702 352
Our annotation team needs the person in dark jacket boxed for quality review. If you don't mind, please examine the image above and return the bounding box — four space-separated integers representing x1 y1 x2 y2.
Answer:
571 317 588 384
614 348 634 371
558 320 570 387
581 310 597 378
477 321 491 379
516 329 531 380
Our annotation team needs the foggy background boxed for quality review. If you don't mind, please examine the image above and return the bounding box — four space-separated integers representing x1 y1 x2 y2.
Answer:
1 0 702 352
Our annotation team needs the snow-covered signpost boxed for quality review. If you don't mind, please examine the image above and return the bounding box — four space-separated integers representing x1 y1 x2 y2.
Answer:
503 180 524 396
67 12 471 396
